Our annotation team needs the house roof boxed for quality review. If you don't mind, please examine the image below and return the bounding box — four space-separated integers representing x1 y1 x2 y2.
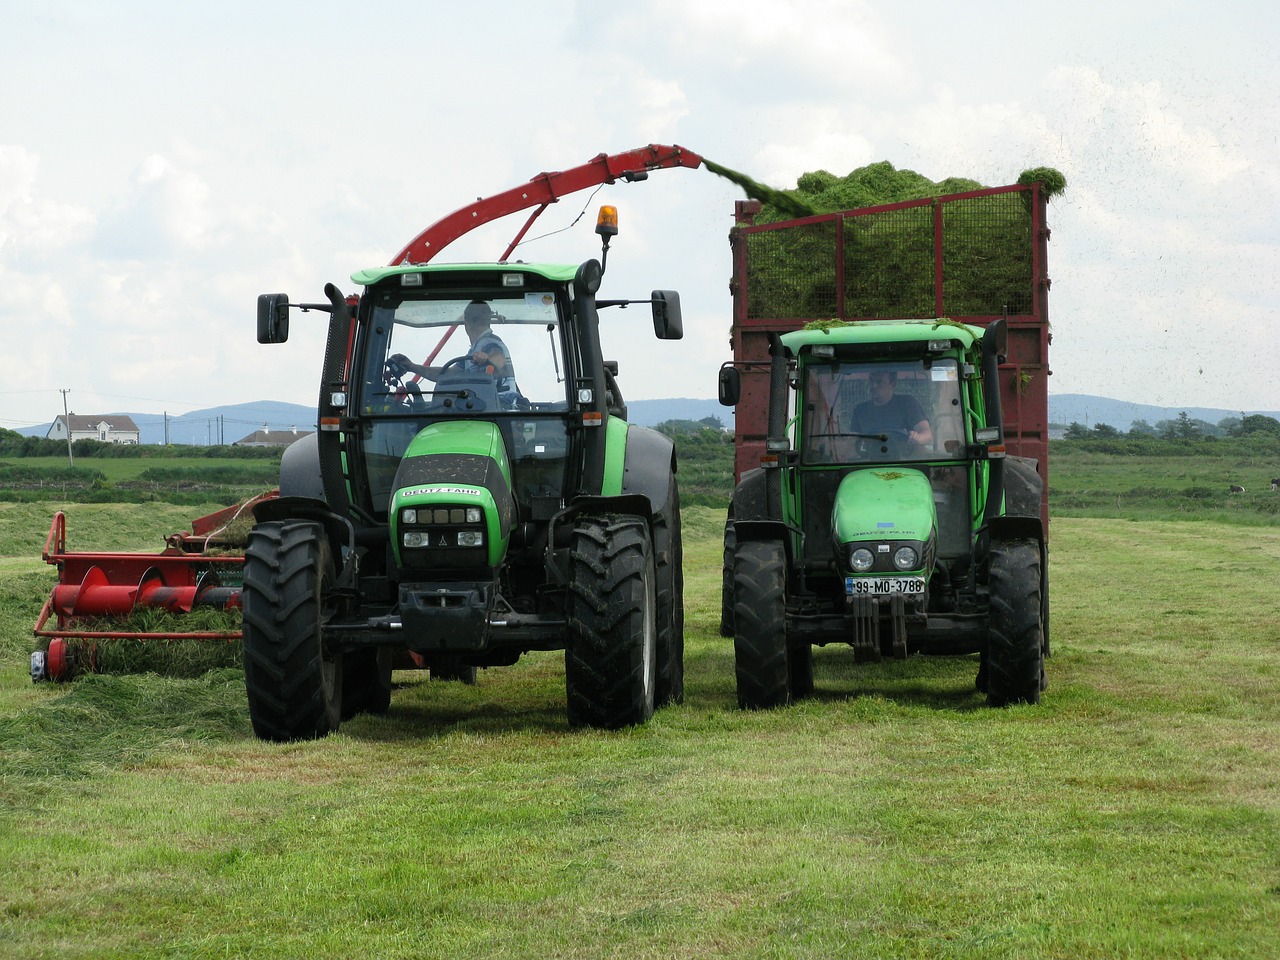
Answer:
233 429 314 446
54 414 141 432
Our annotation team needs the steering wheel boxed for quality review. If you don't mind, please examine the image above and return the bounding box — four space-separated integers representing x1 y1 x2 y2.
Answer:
438 355 474 375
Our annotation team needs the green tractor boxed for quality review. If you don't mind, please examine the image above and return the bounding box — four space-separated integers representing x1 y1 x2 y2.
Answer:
718 318 1047 708
245 211 685 740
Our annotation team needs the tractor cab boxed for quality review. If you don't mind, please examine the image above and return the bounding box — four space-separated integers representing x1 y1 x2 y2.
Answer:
350 266 579 528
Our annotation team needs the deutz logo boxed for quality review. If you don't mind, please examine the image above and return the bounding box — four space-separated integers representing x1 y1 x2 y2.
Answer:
402 486 481 499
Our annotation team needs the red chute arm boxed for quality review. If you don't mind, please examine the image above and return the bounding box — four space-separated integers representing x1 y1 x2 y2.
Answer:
390 144 704 266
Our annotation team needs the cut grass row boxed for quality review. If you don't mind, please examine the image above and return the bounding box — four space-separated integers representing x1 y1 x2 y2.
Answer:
0 504 1276 957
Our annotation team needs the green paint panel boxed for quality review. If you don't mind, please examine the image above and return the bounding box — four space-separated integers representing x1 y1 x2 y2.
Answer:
352 262 579 286
782 318 982 353
601 417 628 495
832 468 937 543
389 421 513 567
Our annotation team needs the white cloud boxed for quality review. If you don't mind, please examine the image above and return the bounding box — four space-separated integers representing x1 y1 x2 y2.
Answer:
1 0 1279 430
0 145 95 256
91 154 215 259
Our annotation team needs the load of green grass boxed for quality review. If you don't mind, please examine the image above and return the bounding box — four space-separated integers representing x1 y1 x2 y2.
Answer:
702 158 1066 321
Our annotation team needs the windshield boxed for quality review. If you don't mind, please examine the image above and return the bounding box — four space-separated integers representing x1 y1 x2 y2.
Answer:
801 358 965 464
355 290 572 518
361 292 567 415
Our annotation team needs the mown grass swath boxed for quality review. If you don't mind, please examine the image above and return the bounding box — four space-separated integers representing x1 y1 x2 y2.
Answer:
0 482 1276 956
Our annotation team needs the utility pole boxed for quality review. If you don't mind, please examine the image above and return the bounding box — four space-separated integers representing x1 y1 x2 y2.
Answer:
60 388 73 466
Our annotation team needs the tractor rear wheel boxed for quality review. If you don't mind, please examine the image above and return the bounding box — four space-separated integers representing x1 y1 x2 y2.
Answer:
985 539 1044 707
788 640 814 701
719 506 735 638
733 540 790 709
242 521 343 741
341 647 393 719
565 516 657 729
653 476 685 705
430 657 478 684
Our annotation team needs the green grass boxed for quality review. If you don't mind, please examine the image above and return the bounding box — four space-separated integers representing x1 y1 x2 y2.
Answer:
1 457 277 484
0 500 1277 957
1049 447 1280 523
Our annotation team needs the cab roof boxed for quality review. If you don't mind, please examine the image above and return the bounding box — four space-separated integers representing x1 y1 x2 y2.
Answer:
781 318 984 354
351 262 580 286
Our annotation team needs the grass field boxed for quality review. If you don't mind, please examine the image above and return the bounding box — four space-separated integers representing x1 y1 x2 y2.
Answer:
0 499 1277 958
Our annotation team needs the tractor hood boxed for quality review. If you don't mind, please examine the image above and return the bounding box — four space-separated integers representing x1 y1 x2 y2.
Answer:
831 468 937 575
388 421 515 571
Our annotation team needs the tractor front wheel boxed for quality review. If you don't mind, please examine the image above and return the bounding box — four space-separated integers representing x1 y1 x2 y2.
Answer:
733 539 790 709
985 539 1044 707
242 521 343 741
565 516 658 729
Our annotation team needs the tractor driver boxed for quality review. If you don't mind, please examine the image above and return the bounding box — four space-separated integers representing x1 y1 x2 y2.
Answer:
849 368 933 453
389 300 526 408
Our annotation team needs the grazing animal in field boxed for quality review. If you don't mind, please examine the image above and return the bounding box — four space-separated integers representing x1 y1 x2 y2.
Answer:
1230 484 1245 494
1271 478 1279 491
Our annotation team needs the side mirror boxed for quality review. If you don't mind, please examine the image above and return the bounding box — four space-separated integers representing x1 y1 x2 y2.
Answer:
257 293 290 344
983 317 1008 363
651 290 683 340
718 365 741 406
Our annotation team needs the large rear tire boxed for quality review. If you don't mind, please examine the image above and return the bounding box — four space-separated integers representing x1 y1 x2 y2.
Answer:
719 506 735 638
653 477 685 705
565 516 657 729
242 521 343 741
986 539 1044 707
733 540 790 709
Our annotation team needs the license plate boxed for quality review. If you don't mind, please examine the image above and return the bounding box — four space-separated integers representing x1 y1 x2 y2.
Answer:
845 576 926 596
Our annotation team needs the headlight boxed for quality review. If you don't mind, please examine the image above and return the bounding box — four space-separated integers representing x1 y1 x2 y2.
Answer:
403 531 430 548
849 547 875 572
457 531 484 547
893 546 919 571
466 507 481 523
402 508 417 524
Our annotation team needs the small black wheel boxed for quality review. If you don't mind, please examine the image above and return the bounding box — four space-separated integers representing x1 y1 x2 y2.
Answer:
733 539 789 709
341 647 393 719
430 657 478 684
788 640 814 701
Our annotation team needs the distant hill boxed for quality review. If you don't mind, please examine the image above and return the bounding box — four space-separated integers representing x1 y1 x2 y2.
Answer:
14 397 733 445
15 400 319 446
1048 395 1280 433
22 393 1272 445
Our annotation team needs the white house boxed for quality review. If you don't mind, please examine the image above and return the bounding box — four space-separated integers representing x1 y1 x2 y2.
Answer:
233 425 314 448
47 414 141 445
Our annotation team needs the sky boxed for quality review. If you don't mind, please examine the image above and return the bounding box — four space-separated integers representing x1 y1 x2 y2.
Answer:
2 0 1278 434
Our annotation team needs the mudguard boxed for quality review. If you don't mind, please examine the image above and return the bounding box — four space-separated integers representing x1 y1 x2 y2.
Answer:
731 468 768 521
278 432 324 500
619 424 678 514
